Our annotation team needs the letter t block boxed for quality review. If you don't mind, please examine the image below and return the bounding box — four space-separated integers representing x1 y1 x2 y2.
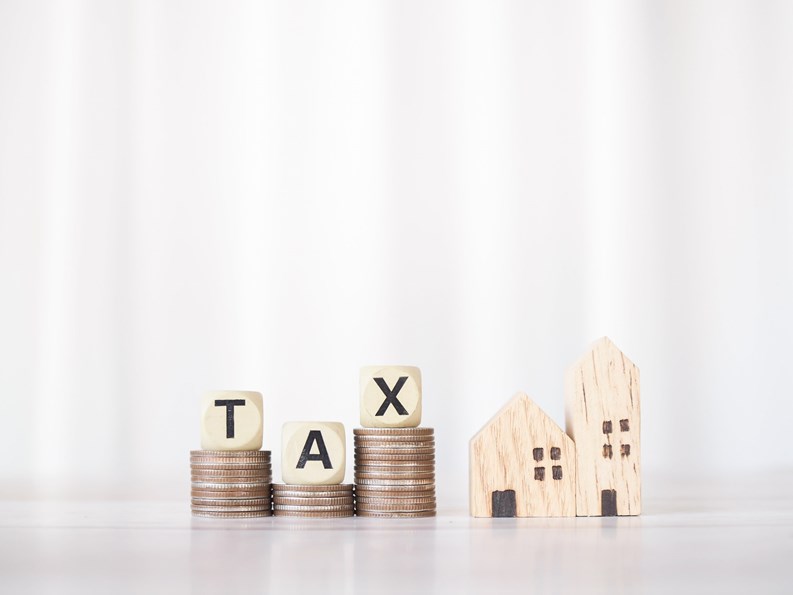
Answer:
359 365 422 428
200 390 263 451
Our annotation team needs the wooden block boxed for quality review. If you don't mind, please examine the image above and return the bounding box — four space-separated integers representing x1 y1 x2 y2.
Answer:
360 365 422 428
469 392 576 517
564 337 641 516
200 391 263 451
281 422 346 485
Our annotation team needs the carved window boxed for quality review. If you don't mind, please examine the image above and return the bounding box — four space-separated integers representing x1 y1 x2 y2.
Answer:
621 444 631 457
620 419 630 432
534 467 545 481
550 447 561 460
603 444 613 459
602 421 613 434
552 466 563 480
532 448 544 462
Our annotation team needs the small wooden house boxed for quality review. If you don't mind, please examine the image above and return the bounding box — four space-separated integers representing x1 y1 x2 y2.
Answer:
564 337 641 516
470 392 576 517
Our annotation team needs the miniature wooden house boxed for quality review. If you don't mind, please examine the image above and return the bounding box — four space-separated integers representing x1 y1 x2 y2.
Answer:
564 337 641 516
470 393 576 517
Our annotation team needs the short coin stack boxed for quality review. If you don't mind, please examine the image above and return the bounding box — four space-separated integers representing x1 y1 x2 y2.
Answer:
191 450 273 518
272 484 355 518
354 428 436 517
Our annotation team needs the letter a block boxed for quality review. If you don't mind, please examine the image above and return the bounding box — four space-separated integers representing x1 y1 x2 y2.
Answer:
200 390 263 451
360 365 422 428
282 422 346 485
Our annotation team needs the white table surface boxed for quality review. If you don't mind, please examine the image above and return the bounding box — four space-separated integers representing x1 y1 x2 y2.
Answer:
1 475 791 594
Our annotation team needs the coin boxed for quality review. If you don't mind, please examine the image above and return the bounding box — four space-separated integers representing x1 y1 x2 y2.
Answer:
191 505 272 513
190 462 272 470
191 474 271 482
191 497 271 507
273 510 354 518
355 510 436 518
192 480 271 488
353 428 434 436
355 496 436 505
353 463 435 473
192 510 273 518
190 450 271 457
355 453 435 462
273 504 355 512
191 459 272 467
354 470 435 478
355 503 435 512
355 447 435 454
272 497 355 507
354 438 435 446
353 484 436 492
353 434 434 441
271 484 353 492
191 489 271 499
190 467 271 476
272 490 353 499
355 478 434 486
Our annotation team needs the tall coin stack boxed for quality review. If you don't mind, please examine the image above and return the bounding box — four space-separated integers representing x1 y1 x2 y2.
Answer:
353 428 436 517
193 391 271 518
191 450 273 518
272 483 355 518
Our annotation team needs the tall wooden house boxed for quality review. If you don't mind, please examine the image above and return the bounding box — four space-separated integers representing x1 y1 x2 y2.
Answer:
470 393 576 517
564 337 641 516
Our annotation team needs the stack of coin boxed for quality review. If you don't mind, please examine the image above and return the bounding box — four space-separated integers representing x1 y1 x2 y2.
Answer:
271 484 355 518
353 428 436 517
190 450 272 518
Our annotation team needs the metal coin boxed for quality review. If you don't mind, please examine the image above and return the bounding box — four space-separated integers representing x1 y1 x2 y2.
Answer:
191 497 271 507
191 481 271 489
355 510 436 518
190 467 271 476
191 489 271 499
271 484 353 492
191 450 271 457
354 484 436 492
353 428 434 436
272 490 353 499
273 504 355 512
354 489 435 498
355 454 435 462
355 467 435 475
191 505 272 513
355 478 434 486
353 434 435 442
354 472 435 480
273 510 354 518
191 459 272 467
190 462 272 470
355 503 436 513
192 510 273 518
191 474 270 483
355 446 435 454
353 436 435 446
355 496 436 505
272 497 355 507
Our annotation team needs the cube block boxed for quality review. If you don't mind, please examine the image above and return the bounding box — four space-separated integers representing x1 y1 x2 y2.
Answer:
281 421 346 485
200 390 263 451
360 365 422 428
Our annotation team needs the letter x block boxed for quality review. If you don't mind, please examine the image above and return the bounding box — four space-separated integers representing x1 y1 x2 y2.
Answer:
359 365 422 428
282 422 346 485
200 391 263 451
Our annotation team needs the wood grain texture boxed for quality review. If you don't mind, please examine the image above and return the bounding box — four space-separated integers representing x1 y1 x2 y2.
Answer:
470 393 576 517
564 337 641 516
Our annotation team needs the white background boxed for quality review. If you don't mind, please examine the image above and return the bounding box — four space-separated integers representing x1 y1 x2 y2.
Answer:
1 0 792 503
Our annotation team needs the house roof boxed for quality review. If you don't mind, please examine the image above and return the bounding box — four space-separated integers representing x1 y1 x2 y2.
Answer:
470 392 569 447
